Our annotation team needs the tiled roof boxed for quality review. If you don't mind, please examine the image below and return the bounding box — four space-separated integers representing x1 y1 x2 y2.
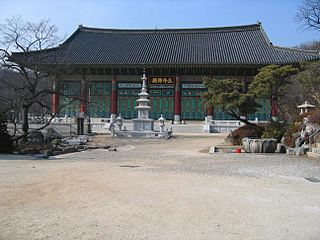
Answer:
10 23 320 67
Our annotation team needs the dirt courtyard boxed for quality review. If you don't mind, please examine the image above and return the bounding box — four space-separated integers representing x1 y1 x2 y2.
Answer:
0 134 320 240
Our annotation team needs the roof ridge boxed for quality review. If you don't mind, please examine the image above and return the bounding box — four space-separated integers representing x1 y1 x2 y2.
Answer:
10 22 320 67
273 45 320 54
77 23 261 34
258 23 272 46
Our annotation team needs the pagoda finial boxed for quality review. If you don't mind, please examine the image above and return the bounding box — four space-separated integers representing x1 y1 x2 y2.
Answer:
141 68 147 92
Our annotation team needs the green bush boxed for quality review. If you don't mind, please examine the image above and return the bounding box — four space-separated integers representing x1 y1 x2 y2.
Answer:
261 120 287 142
0 112 13 153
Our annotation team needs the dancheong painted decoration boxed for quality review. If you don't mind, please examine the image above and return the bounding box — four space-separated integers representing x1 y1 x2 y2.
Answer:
9 22 319 121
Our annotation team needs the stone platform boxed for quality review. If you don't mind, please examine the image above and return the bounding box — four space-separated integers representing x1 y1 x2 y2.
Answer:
114 130 172 139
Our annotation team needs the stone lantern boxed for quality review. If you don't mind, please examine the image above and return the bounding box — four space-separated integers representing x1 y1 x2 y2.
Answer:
158 114 166 132
116 114 123 130
297 101 316 114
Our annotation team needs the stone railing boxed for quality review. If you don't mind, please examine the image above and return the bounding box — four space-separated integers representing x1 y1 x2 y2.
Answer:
203 120 243 133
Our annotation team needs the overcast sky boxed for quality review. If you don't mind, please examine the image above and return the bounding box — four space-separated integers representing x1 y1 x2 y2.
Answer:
0 0 319 47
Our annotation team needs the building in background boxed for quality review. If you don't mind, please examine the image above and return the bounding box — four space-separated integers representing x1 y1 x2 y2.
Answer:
10 23 319 122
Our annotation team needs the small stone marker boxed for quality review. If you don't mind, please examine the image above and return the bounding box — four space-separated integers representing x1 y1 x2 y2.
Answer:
209 146 216 154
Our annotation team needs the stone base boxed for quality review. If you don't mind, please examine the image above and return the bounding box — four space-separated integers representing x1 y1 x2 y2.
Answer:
110 113 117 123
307 151 320 159
311 147 320 154
132 118 154 131
276 143 286 153
287 146 309 156
173 115 181 124
203 120 242 133
206 115 213 121
203 123 214 133
114 130 172 139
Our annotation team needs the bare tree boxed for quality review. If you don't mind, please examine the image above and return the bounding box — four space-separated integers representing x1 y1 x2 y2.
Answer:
295 40 320 50
0 16 61 140
296 0 320 31
296 61 320 105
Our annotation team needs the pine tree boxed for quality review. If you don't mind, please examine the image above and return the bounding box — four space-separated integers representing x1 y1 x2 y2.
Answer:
249 65 298 120
203 78 261 124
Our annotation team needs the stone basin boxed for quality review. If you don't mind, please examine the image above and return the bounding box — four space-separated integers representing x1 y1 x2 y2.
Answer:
242 137 278 153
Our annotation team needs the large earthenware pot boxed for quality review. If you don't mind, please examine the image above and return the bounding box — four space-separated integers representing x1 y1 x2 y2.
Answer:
242 137 252 152
261 139 278 153
242 138 278 153
250 139 263 153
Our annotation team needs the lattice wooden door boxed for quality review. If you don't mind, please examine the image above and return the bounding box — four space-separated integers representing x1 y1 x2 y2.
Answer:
59 81 81 117
87 81 111 118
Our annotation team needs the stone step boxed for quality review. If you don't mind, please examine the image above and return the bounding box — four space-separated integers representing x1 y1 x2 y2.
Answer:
307 151 320 159
209 145 242 153
312 147 320 154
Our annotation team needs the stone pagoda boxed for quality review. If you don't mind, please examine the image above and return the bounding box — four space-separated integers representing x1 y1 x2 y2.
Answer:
132 71 155 131
111 70 172 138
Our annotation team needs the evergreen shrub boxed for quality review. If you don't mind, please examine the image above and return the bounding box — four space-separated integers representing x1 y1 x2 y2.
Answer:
261 120 287 142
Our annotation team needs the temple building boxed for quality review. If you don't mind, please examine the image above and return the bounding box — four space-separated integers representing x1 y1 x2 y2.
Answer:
10 23 319 122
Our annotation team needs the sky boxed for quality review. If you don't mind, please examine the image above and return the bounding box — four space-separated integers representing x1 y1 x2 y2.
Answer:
0 0 319 47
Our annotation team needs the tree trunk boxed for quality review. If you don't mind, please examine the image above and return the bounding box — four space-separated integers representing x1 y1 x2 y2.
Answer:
21 106 29 137
238 117 255 125
271 95 278 121
228 111 255 125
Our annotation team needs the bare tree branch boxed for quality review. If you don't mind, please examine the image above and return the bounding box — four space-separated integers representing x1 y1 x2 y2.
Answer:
296 0 320 31
0 16 62 140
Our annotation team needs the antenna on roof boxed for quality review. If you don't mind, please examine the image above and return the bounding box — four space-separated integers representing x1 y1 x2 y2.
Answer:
155 0 158 29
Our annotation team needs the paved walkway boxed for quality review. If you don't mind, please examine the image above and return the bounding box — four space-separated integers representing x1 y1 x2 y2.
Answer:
0 134 320 240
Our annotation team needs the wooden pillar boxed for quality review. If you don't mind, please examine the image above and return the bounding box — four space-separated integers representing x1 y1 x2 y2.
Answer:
110 76 118 122
80 76 86 116
174 76 181 124
242 76 248 93
240 76 248 120
206 106 214 121
52 77 60 115
271 96 278 121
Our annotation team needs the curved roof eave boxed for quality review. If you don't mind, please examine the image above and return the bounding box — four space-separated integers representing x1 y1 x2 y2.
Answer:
8 22 320 68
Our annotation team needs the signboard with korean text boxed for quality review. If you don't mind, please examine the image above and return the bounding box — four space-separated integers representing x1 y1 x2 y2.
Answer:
149 76 175 85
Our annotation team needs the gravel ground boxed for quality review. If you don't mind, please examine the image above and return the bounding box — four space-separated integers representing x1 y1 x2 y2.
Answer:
0 133 320 240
